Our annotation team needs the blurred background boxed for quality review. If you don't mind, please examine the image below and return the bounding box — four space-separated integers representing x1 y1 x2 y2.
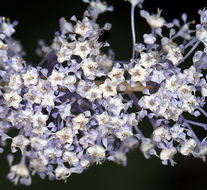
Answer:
0 0 207 189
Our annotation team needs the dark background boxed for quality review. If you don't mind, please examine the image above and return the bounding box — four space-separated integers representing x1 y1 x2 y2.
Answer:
0 0 207 189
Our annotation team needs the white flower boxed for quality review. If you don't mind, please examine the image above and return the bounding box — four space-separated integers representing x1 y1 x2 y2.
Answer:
88 0 113 19
48 69 65 87
166 46 183 65
177 85 192 98
85 84 102 101
21 67 39 86
44 147 62 159
153 126 170 142
74 41 91 59
143 33 156 45
1 22 15 37
182 95 199 113
59 104 71 120
24 87 42 105
108 67 125 84
63 151 79 165
197 144 207 161
96 111 110 125
55 165 70 181
97 54 113 73
8 163 31 185
99 79 117 98
8 73 22 91
56 127 74 144
3 91 22 109
81 58 98 80
59 17 73 35
63 75 76 88
31 126 49 137
114 151 127 164
106 95 125 116
11 135 30 150
72 113 89 132
128 64 147 83
139 52 158 68
160 147 177 160
87 145 106 161
30 137 47 150
170 124 185 139
30 152 48 173
196 26 207 43
57 42 75 63
140 95 159 113
75 17 93 38
41 91 56 108
116 126 133 141
145 9 165 28
80 158 90 168
31 111 48 127
36 79 50 94
140 138 154 158
180 138 196 156
201 85 207 97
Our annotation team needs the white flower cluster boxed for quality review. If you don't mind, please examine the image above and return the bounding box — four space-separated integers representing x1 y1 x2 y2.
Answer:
0 0 207 186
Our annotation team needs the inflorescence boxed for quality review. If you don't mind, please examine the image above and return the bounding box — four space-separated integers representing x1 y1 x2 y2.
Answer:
0 0 207 185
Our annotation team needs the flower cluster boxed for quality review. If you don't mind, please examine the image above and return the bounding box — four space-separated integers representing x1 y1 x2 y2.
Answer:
0 0 207 186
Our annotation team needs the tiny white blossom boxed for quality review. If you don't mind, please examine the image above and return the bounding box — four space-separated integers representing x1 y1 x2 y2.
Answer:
31 111 48 127
129 64 147 83
56 127 74 144
63 75 76 88
74 41 91 59
30 137 47 150
48 69 65 87
108 67 125 84
87 145 105 161
55 165 70 181
153 126 171 142
1 22 15 37
85 85 102 101
3 91 22 109
44 147 62 159
80 158 90 168
81 58 98 80
63 151 79 165
116 126 133 141
57 42 75 63
24 87 42 105
140 138 154 158
74 17 93 38
160 147 177 160
41 91 56 108
99 79 117 98
144 9 165 28
21 67 39 86
166 46 183 65
180 138 196 156
143 33 156 44
8 163 31 185
196 26 207 43
11 135 29 150
8 73 22 91
114 151 127 165
59 104 71 120
72 113 89 132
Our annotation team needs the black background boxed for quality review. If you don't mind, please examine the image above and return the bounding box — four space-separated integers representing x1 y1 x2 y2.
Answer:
0 0 207 190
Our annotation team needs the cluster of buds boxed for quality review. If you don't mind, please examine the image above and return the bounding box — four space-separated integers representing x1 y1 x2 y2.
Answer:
0 0 207 186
